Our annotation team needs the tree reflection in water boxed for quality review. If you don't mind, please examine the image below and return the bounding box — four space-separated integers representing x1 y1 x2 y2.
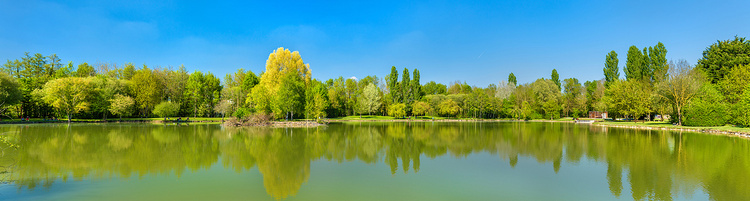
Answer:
0 122 748 200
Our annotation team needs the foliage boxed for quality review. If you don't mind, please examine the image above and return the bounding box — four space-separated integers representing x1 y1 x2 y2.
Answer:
551 69 560 89
152 101 180 118
696 36 750 84
388 103 406 118
37 77 93 121
562 78 586 117
275 73 305 120
412 101 430 117
214 100 232 119
358 83 381 115
718 64 750 104
0 72 22 113
305 80 328 119
130 66 163 117
657 60 702 125
683 85 727 127
735 89 750 127
232 107 252 118
605 80 652 120
109 94 134 120
603 51 620 88
423 81 446 95
508 73 517 86
438 99 460 117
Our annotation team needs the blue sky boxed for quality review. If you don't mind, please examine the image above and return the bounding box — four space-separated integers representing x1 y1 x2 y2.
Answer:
2 0 749 86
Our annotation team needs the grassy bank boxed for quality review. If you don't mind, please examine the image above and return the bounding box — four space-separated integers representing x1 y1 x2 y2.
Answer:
595 121 750 134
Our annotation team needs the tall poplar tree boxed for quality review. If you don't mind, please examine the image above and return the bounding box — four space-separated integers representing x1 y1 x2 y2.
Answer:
412 69 422 101
551 69 560 90
604 51 620 88
508 73 517 86
386 66 400 104
649 42 668 83
625 46 644 81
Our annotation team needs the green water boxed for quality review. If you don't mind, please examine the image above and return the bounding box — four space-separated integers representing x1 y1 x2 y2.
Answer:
0 122 747 200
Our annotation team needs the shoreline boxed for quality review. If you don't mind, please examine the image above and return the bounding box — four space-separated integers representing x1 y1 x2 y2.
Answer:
592 122 750 139
3 118 749 139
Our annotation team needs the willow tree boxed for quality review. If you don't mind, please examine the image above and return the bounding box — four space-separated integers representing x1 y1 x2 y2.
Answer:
37 77 93 122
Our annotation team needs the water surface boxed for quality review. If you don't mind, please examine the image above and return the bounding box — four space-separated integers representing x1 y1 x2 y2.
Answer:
0 122 747 200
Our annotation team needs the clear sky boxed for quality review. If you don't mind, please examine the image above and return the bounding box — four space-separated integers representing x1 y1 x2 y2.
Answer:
2 0 749 86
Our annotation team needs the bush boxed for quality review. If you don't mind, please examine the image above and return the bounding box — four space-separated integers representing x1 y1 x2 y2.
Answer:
683 84 727 127
734 89 750 127
683 100 727 126
233 107 252 118
152 101 179 118
388 103 406 118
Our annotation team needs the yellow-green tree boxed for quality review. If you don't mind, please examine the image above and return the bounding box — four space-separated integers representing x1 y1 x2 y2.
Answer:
388 103 406 118
249 47 311 118
109 94 134 120
412 101 430 117
37 77 93 122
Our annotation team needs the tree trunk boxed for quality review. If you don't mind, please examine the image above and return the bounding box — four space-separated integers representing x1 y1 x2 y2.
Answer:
67 113 71 123
677 108 682 126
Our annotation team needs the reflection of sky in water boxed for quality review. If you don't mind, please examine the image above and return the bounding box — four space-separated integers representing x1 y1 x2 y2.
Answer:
0 122 744 200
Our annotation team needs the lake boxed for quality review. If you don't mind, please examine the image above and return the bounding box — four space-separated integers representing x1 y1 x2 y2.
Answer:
0 122 747 200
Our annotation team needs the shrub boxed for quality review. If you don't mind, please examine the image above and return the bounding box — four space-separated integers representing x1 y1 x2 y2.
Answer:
683 100 727 126
683 84 727 127
734 89 750 127
152 101 179 119
233 107 252 118
388 103 406 118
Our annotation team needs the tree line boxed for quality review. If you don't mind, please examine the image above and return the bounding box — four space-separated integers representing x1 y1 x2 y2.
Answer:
1 37 750 126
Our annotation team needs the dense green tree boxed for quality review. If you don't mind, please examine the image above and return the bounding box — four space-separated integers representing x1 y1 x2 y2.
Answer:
185 71 205 117
386 66 400 104
108 94 134 120
37 77 94 122
551 69 560 89
718 64 750 104
604 51 620 88
531 79 561 118
121 63 136 80
625 46 646 81
508 73 517 86
683 84 727 126
130 66 163 117
422 81 446 95
696 36 750 84
275 73 305 120
438 99 459 117
251 47 311 119
388 103 406 118
0 72 22 116
605 80 652 121
412 101 430 117
412 69 422 102
358 83 381 116
649 42 669 83
76 62 96 77
153 101 180 120
563 78 585 117
305 80 328 119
